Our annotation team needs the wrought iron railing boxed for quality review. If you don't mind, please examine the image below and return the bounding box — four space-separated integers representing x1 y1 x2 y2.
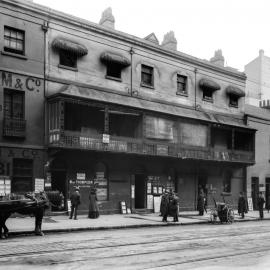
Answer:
3 118 26 138
48 130 255 164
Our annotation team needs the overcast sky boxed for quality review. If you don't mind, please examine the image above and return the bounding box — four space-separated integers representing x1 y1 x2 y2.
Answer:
34 0 270 71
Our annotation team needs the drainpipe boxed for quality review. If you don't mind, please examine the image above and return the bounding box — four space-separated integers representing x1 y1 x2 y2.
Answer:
129 47 134 96
194 68 198 110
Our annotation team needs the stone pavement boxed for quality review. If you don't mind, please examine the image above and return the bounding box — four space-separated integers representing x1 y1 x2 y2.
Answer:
4 210 270 236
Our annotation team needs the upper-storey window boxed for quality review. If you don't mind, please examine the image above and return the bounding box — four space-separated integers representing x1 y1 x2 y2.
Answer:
229 95 239 107
202 88 213 102
176 75 187 96
141 65 154 87
59 51 77 68
4 26 25 55
4 89 25 119
106 63 122 80
199 78 221 103
226 85 245 108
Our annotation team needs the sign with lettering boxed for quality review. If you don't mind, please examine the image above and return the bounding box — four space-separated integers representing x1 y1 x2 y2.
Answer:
248 197 253 211
76 173 86 180
1 71 43 93
102 134 110 144
35 178 44 192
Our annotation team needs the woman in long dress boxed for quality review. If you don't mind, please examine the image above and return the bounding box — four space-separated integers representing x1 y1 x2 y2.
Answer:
88 187 99 219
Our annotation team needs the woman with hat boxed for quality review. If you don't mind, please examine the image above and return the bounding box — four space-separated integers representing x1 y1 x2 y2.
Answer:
88 184 99 219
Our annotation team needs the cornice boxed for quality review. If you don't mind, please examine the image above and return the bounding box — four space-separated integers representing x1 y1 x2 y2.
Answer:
2 0 246 81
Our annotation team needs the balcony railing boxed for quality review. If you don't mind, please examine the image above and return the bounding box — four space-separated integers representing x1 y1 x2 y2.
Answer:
48 130 255 164
3 118 26 138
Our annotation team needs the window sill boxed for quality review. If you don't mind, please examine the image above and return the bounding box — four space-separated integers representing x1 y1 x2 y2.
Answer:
202 98 213 103
140 83 154 89
105 75 122 82
1 50 27 60
58 64 78 72
176 92 188 97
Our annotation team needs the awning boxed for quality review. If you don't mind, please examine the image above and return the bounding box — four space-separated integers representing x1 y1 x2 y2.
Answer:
199 78 221 92
100 52 131 67
52 38 88 56
48 84 253 130
226 85 245 97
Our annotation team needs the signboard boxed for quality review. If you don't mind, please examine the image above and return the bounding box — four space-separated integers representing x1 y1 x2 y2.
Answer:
154 196 161 213
35 178 44 192
67 200 71 213
131 185 135 199
96 188 107 201
120 201 127 214
102 134 110 144
247 197 253 211
0 178 11 195
156 145 168 156
147 195 154 209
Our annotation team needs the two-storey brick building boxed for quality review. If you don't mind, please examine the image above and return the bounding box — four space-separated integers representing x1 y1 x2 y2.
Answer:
1 0 256 214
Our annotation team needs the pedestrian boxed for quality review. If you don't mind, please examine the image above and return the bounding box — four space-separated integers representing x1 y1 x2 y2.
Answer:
160 191 168 217
258 192 265 219
170 193 179 222
88 186 99 219
238 192 247 218
197 189 205 216
266 194 270 213
69 187 81 220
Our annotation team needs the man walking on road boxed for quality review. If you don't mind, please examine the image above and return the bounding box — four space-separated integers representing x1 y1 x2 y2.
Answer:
69 187 81 220
258 192 265 219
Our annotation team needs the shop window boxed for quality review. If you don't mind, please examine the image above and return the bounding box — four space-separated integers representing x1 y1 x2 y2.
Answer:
223 171 231 193
106 63 122 80
176 75 188 96
12 158 33 193
202 88 213 102
141 65 154 87
4 26 25 55
229 95 239 108
59 50 77 69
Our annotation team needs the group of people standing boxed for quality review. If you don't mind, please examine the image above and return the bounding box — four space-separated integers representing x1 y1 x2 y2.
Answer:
160 190 179 222
69 186 99 220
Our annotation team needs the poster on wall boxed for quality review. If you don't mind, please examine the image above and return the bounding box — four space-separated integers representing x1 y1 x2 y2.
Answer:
247 197 253 211
131 185 135 199
153 196 161 213
35 178 44 192
96 188 107 201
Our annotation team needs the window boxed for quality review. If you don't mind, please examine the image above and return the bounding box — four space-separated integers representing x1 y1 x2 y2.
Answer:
202 88 213 102
229 95 238 107
4 26 25 55
177 75 187 95
59 51 77 68
12 159 33 193
106 63 122 80
4 90 24 119
141 65 154 87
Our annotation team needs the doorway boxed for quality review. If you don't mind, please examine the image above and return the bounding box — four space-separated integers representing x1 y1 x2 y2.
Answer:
251 177 259 210
197 175 208 208
266 178 270 210
135 174 146 209
51 170 67 211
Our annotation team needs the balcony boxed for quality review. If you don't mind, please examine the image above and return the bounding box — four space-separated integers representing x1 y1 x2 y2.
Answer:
48 130 255 164
3 118 26 138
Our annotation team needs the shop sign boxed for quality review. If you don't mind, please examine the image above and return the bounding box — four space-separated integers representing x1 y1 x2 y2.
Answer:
1 71 43 93
35 178 44 192
102 134 110 144
156 144 168 156
0 177 11 195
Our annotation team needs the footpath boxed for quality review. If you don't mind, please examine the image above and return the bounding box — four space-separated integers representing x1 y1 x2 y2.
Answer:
5 210 270 236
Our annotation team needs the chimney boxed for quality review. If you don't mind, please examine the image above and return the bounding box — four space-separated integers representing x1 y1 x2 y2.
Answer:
161 31 177 51
210 49 225 67
99 7 115 29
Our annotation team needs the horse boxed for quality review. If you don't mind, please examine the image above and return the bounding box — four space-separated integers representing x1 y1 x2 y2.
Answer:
0 191 50 239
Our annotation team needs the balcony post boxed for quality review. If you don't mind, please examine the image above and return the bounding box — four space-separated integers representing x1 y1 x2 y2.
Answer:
232 128 235 151
104 106 109 134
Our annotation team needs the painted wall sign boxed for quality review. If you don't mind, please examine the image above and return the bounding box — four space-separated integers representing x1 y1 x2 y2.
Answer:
1 71 43 93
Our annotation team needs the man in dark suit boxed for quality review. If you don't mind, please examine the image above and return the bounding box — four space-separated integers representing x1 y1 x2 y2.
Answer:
69 187 81 220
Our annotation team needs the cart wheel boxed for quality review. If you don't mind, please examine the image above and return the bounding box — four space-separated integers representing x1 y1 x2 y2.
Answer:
227 209 234 224
210 210 217 223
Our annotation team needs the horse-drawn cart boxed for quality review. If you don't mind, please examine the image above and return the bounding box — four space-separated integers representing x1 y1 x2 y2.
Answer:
209 192 235 224
0 192 49 239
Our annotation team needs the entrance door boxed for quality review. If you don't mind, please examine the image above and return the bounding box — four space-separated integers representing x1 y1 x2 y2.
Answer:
135 174 146 209
51 171 67 210
251 177 259 210
266 178 270 210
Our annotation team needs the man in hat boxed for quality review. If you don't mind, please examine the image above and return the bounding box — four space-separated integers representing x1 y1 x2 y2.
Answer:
69 187 81 220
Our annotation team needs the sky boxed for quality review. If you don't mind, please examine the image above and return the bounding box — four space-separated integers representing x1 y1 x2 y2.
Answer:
34 0 270 71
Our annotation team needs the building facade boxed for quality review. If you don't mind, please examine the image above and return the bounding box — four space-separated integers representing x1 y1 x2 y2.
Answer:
1 0 255 214
0 0 46 195
245 50 270 107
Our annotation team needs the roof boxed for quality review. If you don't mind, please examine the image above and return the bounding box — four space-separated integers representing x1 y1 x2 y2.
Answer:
48 84 253 130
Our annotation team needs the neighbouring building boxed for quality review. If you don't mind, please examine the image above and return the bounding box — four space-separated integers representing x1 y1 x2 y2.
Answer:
1 0 256 214
245 105 270 210
245 49 270 107
0 0 46 195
